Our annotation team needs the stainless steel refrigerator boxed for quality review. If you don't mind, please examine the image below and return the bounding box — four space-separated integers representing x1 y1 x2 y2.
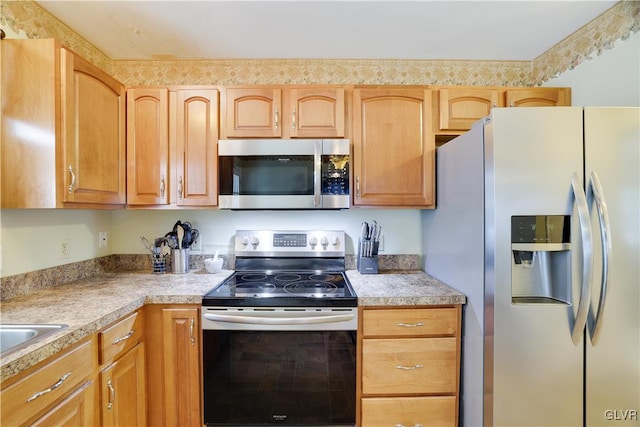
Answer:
422 107 639 426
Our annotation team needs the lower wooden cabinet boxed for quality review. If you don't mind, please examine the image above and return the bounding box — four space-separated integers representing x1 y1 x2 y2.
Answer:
357 306 462 427
361 396 457 427
0 338 98 427
146 304 202 427
98 309 146 427
100 343 146 427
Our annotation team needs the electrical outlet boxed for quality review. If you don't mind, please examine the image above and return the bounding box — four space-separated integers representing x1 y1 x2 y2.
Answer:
379 234 385 252
59 239 70 259
190 233 202 252
99 231 108 248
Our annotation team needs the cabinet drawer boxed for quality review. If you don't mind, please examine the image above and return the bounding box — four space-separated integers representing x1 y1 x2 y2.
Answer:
361 396 456 427
1 339 95 426
362 337 457 394
362 308 458 337
99 310 143 364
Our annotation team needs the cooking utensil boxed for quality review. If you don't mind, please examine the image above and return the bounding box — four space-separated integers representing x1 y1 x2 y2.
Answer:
140 236 157 255
176 224 185 249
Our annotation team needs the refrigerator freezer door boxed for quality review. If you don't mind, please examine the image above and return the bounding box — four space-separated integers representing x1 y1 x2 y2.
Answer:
487 107 585 426
584 107 640 426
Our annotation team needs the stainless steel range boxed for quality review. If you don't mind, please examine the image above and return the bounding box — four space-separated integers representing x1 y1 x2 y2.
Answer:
202 230 357 426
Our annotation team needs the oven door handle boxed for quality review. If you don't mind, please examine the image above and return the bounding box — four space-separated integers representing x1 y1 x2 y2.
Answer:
203 312 355 325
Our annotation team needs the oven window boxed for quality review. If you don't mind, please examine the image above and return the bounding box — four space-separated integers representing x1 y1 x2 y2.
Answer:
203 330 356 426
219 156 314 196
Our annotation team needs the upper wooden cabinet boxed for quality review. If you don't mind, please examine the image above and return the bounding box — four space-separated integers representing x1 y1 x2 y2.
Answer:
504 87 571 107
1 39 126 208
126 87 219 207
352 87 434 208
434 86 571 135
173 89 219 206
221 86 345 138
437 87 500 131
127 88 170 205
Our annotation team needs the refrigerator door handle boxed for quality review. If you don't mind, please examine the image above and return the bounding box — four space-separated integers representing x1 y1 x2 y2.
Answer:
571 173 594 345
586 171 612 346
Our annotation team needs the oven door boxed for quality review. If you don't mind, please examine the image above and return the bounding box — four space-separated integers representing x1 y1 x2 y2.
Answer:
202 307 356 426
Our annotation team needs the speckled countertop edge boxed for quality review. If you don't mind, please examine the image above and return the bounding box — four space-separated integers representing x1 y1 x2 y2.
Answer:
1 268 465 382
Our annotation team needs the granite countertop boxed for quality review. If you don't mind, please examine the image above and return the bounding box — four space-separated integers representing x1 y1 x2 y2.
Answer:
0 268 464 382
347 270 466 306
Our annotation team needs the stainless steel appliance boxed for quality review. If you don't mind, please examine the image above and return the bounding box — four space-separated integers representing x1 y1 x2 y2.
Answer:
202 230 357 426
218 139 350 209
422 107 639 426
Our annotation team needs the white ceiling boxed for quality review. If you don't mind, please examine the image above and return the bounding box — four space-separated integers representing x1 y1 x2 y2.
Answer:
35 1 618 61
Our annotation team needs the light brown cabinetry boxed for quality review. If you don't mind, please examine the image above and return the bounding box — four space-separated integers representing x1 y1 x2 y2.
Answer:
98 310 146 427
1 38 126 208
146 305 201 427
0 338 98 426
127 87 219 206
504 87 571 107
221 86 345 138
352 88 434 207
126 88 170 205
358 306 462 427
434 86 571 137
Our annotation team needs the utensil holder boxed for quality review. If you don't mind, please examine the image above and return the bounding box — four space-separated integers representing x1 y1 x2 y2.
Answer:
151 253 167 274
171 248 190 274
357 239 379 274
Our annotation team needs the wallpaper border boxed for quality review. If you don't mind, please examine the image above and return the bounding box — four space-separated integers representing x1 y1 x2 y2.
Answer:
1 0 638 87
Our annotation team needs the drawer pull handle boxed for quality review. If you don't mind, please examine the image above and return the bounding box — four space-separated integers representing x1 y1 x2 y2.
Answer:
112 329 135 345
190 318 196 346
395 425 423 427
396 364 424 370
107 378 115 411
27 372 71 402
397 322 424 328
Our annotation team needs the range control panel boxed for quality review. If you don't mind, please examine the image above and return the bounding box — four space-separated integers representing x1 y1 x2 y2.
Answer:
234 230 345 257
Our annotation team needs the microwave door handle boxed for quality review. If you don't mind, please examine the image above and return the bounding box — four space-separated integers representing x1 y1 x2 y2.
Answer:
314 140 322 208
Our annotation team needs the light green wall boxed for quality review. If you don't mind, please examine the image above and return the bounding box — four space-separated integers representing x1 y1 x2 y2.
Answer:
0 210 112 276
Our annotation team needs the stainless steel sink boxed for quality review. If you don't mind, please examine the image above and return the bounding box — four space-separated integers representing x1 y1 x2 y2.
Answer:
0 324 68 357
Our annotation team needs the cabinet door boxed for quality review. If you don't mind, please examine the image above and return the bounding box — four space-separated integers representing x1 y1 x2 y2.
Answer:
174 89 219 206
100 343 146 427
289 87 345 138
438 87 500 131
60 48 126 205
222 87 282 138
353 88 434 207
162 307 201 427
30 381 97 427
505 88 571 107
126 88 170 205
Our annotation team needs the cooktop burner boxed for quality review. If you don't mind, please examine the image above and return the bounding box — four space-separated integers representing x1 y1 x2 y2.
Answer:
202 230 357 307
203 270 357 307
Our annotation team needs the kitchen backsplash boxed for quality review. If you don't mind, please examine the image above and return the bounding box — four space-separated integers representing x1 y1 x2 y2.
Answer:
0 253 420 301
2 1 638 86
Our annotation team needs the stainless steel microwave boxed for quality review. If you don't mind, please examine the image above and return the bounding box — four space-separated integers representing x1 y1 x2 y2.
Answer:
218 139 350 209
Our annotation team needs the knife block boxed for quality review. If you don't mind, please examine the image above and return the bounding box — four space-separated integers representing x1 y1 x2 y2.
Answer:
357 240 379 274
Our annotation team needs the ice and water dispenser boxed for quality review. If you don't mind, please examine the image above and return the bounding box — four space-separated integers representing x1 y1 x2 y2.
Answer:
511 215 571 304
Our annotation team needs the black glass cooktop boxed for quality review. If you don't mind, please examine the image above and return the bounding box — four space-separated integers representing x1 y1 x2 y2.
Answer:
203 271 357 307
